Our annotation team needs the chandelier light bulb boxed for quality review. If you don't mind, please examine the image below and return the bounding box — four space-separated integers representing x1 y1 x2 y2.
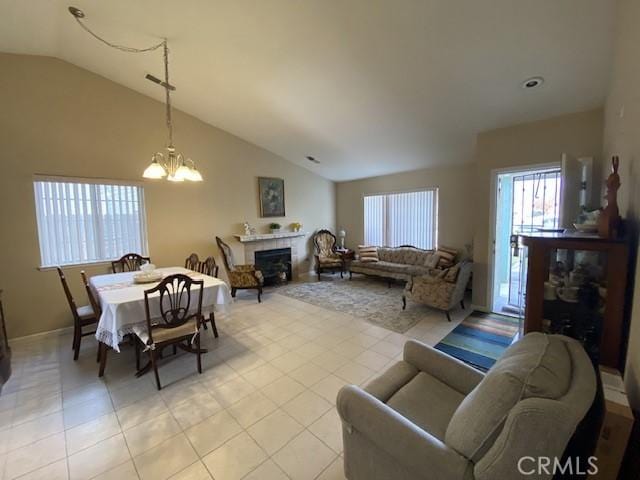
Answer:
142 159 167 179
189 165 203 182
174 162 192 181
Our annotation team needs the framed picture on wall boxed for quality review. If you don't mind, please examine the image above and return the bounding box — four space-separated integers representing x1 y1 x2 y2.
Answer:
258 177 285 217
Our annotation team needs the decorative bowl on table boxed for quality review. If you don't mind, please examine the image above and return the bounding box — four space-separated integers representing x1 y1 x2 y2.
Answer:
134 264 162 283
573 223 598 233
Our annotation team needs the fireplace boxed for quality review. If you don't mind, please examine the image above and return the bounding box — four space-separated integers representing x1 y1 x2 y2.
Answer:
255 248 292 286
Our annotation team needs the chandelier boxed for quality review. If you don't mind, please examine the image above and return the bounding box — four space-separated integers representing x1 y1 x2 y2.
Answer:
69 6 203 182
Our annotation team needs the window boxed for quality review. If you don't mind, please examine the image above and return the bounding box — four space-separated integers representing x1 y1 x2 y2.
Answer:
363 188 438 249
33 176 148 267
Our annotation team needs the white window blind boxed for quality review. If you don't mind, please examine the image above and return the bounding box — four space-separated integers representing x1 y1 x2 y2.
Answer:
364 189 438 249
33 177 148 267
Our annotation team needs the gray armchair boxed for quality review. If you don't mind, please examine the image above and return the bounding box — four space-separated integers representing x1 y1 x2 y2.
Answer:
337 333 596 480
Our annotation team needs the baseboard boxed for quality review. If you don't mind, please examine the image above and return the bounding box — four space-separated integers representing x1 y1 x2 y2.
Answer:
10 325 73 342
470 304 490 313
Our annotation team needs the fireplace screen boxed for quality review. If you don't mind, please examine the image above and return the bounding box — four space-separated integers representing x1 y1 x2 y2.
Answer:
255 248 292 285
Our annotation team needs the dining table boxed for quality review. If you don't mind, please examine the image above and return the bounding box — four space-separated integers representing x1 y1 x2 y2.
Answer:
91 266 232 375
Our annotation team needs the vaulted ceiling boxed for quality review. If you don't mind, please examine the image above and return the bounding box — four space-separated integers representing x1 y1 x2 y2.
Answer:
0 0 615 181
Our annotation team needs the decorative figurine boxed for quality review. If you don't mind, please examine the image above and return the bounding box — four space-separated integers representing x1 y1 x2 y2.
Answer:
243 222 255 236
598 156 621 239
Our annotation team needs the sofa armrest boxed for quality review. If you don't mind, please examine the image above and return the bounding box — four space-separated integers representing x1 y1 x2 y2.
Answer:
404 340 484 395
337 385 471 479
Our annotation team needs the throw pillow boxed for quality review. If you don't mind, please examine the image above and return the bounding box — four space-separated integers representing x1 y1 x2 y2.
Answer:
424 252 440 269
358 245 379 262
443 263 460 283
436 246 458 268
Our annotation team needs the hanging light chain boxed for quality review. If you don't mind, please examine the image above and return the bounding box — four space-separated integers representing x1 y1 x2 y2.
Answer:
69 6 202 182
163 41 173 147
71 13 165 53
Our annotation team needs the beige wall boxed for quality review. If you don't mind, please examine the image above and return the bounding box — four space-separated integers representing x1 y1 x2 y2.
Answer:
472 109 604 307
335 164 474 252
601 0 640 410
0 54 335 338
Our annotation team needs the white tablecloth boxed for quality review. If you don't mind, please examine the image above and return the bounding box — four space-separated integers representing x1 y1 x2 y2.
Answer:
92 267 232 351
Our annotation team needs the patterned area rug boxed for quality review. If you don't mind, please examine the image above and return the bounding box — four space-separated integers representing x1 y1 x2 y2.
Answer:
434 311 520 371
279 277 426 333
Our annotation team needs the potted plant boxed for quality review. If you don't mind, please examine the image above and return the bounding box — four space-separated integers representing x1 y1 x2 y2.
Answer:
269 222 281 234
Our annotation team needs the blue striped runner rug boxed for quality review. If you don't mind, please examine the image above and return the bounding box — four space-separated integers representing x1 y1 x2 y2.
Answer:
434 311 520 371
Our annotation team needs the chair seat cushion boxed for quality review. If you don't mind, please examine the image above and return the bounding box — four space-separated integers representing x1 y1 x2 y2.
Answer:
386 371 465 440
133 318 199 346
445 333 572 461
319 255 342 265
356 261 411 275
76 304 95 319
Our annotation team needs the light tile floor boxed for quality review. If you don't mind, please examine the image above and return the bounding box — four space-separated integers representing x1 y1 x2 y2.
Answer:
0 285 467 480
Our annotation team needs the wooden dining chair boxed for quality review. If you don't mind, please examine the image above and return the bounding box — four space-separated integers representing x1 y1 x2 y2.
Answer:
196 256 219 337
185 253 200 271
183 253 219 337
198 256 219 278
56 267 98 361
134 274 205 390
111 253 151 273
79 271 107 372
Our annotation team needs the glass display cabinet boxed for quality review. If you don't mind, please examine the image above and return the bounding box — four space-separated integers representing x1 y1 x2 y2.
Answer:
518 232 629 368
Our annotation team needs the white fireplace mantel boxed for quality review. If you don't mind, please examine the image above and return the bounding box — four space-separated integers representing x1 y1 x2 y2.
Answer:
233 231 307 243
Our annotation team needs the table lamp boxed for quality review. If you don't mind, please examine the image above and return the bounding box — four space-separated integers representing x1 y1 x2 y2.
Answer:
338 229 346 249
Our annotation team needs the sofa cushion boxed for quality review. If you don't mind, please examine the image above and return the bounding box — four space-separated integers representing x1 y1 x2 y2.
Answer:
425 252 440 268
378 246 435 266
406 265 433 277
442 263 461 283
358 245 379 262
387 371 465 440
436 246 458 268
358 261 411 275
445 333 571 461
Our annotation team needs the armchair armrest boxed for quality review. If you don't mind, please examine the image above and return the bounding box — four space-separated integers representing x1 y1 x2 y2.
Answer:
404 340 484 395
337 385 471 479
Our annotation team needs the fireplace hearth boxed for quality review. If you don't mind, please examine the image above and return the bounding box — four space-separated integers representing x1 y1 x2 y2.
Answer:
255 248 292 286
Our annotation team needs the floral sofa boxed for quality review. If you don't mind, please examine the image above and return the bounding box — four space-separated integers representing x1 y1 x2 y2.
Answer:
349 246 441 282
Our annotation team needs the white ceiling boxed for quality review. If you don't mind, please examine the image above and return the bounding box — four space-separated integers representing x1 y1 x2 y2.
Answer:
0 0 616 181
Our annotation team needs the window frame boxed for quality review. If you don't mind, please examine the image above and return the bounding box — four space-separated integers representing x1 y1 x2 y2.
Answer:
33 175 149 269
362 187 439 250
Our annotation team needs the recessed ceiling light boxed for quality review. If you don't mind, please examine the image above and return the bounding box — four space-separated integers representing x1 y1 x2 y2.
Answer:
522 76 544 89
306 156 320 164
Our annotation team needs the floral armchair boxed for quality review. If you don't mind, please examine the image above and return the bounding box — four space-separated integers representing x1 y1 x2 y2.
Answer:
402 260 473 321
216 236 264 302
313 229 344 280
